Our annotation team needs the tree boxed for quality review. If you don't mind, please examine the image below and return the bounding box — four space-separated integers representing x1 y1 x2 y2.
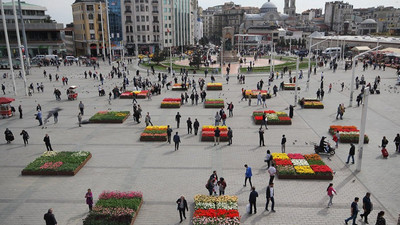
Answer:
189 50 202 69
151 48 165 65
199 37 209 47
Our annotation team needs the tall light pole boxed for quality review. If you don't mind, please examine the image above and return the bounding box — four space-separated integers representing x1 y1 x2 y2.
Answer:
307 39 329 91
17 0 30 75
12 0 27 95
105 0 112 61
99 2 106 58
0 0 16 95
220 38 223 78
356 87 370 172
294 56 299 106
349 46 381 107
169 30 173 75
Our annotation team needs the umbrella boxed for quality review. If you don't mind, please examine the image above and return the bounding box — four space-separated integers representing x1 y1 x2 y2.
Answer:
0 97 15 104
90 57 97 61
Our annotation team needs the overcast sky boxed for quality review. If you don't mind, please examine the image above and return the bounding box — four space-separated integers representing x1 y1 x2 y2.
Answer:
22 0 400 25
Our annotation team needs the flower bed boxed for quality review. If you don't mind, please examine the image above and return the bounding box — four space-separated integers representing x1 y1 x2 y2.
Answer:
299 98 324 109
245 90 271 99
207 83 223 91
204 99 224 108
193 195 240 225
160 98 181 108
329 125 369 144
272 153 333 180
140 126 168 142
201 126 228 142
83 191 143 225
283 83 301 90
120 90 149 99
172 83 187 91
89 111 130 123
21 151 91 176
253 110 292 125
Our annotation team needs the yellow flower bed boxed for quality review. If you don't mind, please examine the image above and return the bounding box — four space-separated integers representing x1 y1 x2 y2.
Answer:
275 112 287 116
207 83 222 87
271 153 289 160
144 126 168 131
294 166 315 174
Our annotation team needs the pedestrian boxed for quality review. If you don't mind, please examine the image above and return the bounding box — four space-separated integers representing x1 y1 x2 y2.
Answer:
360 192 372 224
259 128 265 146
206 178 214 196
36 110 43 126
175 112 181 128
326 183 337 208
167 125 172 143
4 128 14 143
1 83 5 95
227 127 233 145
43 208 57 225
394 133 400 152
20 130 29 146
346 143 356 164
333 132 339 148
345 197 359 225
214 127 220 146
218 177 227 195
289 105 294 118
227 102 234 117
78 113 82 127
316 88 321 99
265 182 275 212
329 83 332 93
336 104 345 120
193 119 200 135
36 104 42 112
265 150 272 168
173 132 181 151
375 211 386 225
281 135 286 153
186 117 193 134
381 136 389 149
321 89 325 101
176 196 188 223
18 105 22 119
261 113 268 129
268 163 276 184
248 94 252 106
244 164 253 187
341 82 345 91
53 111 58 124
145 112 153 127
43 134 53 151
248 187 258 214
214 112 221 126
85 189 93 211
79 101 84 115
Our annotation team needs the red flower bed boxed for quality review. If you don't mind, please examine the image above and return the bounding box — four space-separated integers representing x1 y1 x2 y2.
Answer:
310 165 333 173
162 98 181 102
287 153 304 159
202 131 228 137
279 116 291 121
193 209 239 218
274 159 293 166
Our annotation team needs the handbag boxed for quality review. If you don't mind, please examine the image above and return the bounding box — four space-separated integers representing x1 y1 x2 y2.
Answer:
246 204 251 213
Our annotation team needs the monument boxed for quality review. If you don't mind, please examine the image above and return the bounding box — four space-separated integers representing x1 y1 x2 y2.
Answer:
220 27 239 63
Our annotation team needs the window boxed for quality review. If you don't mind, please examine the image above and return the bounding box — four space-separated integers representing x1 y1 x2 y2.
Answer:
142 25 145 30
136 16 140 21
136 6 139 12
89 23 94 29
148 35 150 41
130 26 133 32
142 35 146 42
137 25 140 31
140 5 144 11
147 25 149 30
88 13 93 20
137 35 141 41
168 16 171 20
90 34 95 39
146 16 149 21
146 6 148 11
87 5 94 11
153 16 158 21
165 39 168 43
141 16 145 21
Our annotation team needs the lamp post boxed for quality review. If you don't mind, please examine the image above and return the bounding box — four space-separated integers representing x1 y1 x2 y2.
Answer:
356 87 370 172
349 46 381 107
100 2 106 58
307 38 329 91
105 0 112 61
294 56 299 106
0 0 16 95
17 0 30 75
12 0 27 95
220 38 223 78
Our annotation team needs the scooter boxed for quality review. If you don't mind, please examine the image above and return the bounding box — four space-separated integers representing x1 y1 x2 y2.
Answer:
314 143 335 156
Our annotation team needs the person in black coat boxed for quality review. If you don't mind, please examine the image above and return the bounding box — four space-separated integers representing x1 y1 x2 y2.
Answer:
265 183 275 212
43 134 53 151
173 132 181 151
176 196 188 223
20 130 29 146
175 112 181 128
44 208 57 225
187 117 192 134
167 125 172 144
346 143 355 164
193 119 200 135
360 192 372 224
289 105 294 118
249 187 258 214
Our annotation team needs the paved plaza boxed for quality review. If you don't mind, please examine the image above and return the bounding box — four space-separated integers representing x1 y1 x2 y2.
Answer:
0 58 399 225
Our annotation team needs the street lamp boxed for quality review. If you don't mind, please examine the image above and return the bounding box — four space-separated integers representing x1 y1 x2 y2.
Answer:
12 0 27 95
356 86 370 172
17 0 30 75
307 38 329 91
294 55 299 106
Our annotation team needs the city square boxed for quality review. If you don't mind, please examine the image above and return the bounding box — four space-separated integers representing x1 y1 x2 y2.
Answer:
0 0 400 225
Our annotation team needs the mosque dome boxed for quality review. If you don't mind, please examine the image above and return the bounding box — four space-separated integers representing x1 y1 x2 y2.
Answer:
260 1 277 13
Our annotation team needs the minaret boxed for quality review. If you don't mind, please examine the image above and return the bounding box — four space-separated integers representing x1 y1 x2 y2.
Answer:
290 0 296 16
284 0 290 15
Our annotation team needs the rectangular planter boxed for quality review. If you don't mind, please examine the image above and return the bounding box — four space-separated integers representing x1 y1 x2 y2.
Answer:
130 199 143 225
254 118 292 125
160 104 181 108
140 135 168 142
205 104 224 108
89 113 130 124
277 172 333 180
207 86 223 91
201 136 229 142
21 153 92 176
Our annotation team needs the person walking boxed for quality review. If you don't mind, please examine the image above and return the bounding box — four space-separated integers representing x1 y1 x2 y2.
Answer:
375 211 386 225
381 136 389 149
333 132 339 148
173 132 181 151
176 196 188 223
281 135 286 153
1 83 5 95
18 105 22 119
259 128 265 146
78 113 82 127
218 177 227 196
360 192 372 224
20 130 29 146
336 104 345 120
248 187 258 214
289 105 294 118
186 118 192 134
221 112 227 126
53 111 58 124
167 125 172 144
193 119 200 135
214 112 221 126
43 134 53 151
265 182 275 212
227 127 233 145
214 127 220 146
268 164 276 184
145 112 153 127
261 113 268 129
346 143 356 164
244 164 253 187
265 150 272 168
36 110 43 126
175 112 181 128
79 101 84 115
394 133 400 152
326 183 337 208
227 102 234 117
345 197 359 225
44 208 57 225
85 189 93 211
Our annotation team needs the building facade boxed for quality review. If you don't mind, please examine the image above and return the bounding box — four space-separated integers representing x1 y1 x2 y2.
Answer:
72 0 109 56
0 1 63 57
108 0 123 53
61 24 75 56
324 1 354 34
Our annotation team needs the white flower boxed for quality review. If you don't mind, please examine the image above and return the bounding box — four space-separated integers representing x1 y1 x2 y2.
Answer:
42 151 58 157
71 151 90 157
291 159 309 166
